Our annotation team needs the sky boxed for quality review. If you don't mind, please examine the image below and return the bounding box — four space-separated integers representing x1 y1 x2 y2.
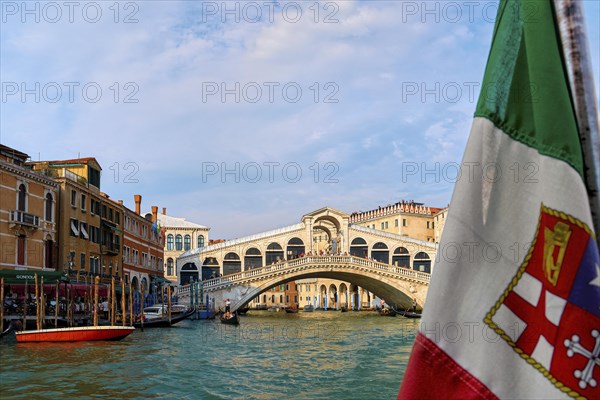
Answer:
1 0 599 239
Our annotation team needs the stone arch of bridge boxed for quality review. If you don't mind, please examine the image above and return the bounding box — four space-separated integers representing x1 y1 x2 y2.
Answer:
217 268 425 312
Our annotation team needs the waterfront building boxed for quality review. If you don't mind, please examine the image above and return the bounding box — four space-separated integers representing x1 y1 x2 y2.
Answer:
122 195 165 297
433 208 448 243
27 157 123 284
253 281 299 309
0 145 59 271
154 208 209 284
349 200 447 243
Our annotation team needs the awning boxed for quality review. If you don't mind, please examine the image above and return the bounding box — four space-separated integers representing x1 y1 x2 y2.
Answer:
70 220 79 236
0 269 68 284
102 220 123 233
150 275 172 284
80 224 89 240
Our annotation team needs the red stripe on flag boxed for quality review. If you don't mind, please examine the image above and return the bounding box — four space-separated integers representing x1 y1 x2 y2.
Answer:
398 333 497 400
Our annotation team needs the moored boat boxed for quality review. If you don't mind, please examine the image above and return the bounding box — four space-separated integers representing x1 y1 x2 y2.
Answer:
134 305 195 328
15 325 134 342
303 304 314 312
285 307 298 314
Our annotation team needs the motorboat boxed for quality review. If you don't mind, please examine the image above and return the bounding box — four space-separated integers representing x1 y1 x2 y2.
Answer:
15 325 134 342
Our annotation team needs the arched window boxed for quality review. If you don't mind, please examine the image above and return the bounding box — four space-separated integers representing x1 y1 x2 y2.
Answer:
167 234 174 251
371 242 389 263
45 193 53 222
413 252 432 273
184 234 191 251
18 184 27 211
197 235 205 248
286 237 305 259
175 234 182 251
266 242 284 264
223 252 241 276
350 237 368 257
167 258 174 276
245 248 262 270
392 247 410 267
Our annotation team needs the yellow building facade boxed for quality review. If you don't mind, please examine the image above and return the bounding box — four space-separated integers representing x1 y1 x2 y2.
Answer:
28 158 123 284
349 200 447 243
0 145 59 271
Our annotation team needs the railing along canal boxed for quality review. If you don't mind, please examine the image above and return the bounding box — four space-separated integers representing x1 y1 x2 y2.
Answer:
178 256 430 297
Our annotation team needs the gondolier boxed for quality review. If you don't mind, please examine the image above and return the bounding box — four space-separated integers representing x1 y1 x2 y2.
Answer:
412 298 417 312
225 298 231 313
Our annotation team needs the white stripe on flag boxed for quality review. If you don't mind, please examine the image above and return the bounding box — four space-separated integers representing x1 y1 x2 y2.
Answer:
544 290 567 326
513 272 542 307
492 304 526 342
531 335 554 371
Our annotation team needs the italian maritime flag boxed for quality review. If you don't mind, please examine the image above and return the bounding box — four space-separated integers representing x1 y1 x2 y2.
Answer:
399 0 600 399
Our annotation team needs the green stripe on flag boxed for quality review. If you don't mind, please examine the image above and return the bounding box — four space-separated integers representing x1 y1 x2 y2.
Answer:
475 0 584 177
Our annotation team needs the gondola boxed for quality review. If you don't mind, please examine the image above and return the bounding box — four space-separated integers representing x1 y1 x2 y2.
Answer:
401 310 422 319
285 307 299 314
237 307 250 315
220 311 240 325
379 308 396 317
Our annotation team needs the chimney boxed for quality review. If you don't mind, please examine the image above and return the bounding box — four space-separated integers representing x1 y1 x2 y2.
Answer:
134 194 142 215
151 206 158 223
117 200 123 206
162 207 167 215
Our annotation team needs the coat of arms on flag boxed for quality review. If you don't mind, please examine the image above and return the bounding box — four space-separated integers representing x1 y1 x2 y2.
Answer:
485 204 600 398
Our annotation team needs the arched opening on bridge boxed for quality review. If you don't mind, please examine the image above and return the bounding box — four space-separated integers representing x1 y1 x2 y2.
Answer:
328 283 338 309
202 257 220 280
392 247 410 267
350 283 358 310
339 283 348 308
312 226 331 254
266 242 284 264
372 242 389 263
319 284 327 309
286 237 305 259
244 248 262 270
350 237 368 257
180 262 200 285
361 288 371 309
413 252 431 273
223 252 241 276
131 276 139 291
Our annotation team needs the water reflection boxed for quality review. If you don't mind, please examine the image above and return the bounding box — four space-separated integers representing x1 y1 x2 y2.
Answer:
1 311 418 399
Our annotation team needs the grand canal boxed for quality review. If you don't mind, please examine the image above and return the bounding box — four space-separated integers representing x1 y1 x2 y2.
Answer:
0 311 418 399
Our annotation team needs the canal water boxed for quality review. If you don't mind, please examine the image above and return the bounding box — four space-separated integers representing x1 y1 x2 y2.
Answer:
0 311 418 399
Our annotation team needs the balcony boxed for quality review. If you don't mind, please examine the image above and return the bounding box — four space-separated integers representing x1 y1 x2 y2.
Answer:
101 242 120 255
10 210 40 228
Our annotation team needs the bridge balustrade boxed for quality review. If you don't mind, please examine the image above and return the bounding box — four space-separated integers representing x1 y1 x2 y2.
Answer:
185 256 430 293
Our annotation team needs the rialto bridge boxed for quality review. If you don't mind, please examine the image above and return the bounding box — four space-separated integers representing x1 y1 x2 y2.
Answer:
176 207 437 310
